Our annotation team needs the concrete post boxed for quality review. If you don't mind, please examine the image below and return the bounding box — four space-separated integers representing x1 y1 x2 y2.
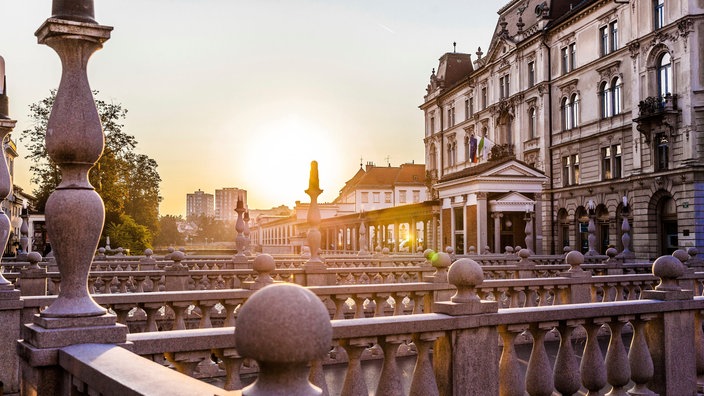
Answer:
433 258 499 396
641 255 697 395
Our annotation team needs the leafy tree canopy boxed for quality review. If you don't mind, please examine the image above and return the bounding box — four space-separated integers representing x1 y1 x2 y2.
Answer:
20 90 162 248
154 214 185 247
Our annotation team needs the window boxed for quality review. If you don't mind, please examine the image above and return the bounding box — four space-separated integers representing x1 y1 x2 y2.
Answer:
499 74 510 99
570 93 579 128
528 61 535 88
361 192 369 203
562 154 580 186
611 77 622 115
481 87 487 109
656 133 669 171
599 81 611 119
447 141 457 166
430 116 435 134
600 21 619 55
601 144 622 180
654 0 664 30
464 99 469 120
384 192 392 203
373 192 380 203
657 52 672 99
528 107 537 139
464 136 470 162
413 190 420 203
447 106 456 127
561 96 577 130
561 43 576 74
569 43 576 71
469 97 474 117
610 21 619 51
600 26 608 56
429 144 437 170
399 190 407 204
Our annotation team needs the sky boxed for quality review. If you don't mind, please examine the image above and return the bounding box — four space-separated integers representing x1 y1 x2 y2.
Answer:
0 1 501 216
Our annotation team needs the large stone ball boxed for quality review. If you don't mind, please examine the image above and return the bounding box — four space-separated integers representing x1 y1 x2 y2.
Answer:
448 258 484 288
236 283 332 363
253 254 275 273
652 255 684 285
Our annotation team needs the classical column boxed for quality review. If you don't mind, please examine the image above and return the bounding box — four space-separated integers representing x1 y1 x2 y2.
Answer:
492 212 503 254
477 192 488 254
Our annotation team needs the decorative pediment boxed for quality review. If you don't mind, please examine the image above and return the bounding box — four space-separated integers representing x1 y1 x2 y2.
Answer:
489 191 535 213
480 160 547 179
596 60 621 82
558 79 579 96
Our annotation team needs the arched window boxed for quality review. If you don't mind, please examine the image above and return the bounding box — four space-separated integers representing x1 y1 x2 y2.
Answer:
599 81 611 119
528 107 537 139
560 97 569 131
657 52 672 99
611 77 622 115
464 136 470 162
570 93 579 128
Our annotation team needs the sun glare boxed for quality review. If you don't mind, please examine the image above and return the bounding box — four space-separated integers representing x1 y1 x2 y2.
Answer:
242 115 341 207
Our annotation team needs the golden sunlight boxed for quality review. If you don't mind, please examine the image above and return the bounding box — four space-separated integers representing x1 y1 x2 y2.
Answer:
242 115 342 206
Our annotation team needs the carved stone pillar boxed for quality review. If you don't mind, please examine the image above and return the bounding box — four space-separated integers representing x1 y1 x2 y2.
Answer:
492 212 503 254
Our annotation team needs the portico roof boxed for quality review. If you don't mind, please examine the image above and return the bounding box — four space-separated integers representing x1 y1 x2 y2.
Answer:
435 158 547 198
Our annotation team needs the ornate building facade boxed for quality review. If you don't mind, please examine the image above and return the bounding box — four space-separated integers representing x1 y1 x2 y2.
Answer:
422 0 703 259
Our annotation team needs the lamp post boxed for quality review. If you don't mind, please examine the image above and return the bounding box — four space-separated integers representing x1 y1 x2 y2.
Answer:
524 204 534 254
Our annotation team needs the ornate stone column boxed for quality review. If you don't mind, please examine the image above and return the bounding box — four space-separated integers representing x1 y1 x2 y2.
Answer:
17 5 126 395
358 214 369 256
0 66 22 393
586 199 598 256
304 161 328 286
492 212 503 254
233 195 247 266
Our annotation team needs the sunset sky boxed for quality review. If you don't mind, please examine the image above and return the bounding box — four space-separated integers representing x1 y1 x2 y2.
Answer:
1 1 500 216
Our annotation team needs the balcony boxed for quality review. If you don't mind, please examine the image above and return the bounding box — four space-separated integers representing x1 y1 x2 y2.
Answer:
634 94 679 144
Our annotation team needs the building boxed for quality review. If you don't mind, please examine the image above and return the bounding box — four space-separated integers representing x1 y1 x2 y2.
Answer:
215 187 247 222
422 0 703 259
333 162 428 213
185 189 214 220
250 162 433 254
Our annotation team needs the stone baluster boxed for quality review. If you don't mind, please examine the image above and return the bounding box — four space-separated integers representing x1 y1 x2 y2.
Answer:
604 317 632 396
196 300 216 329
331 295 349 320
223 300 240 327
499 324 526 396
553 321 582 396
628 314 656 395
308 359 330 396
235 283 332 395
214 348 244 391
340 337 375 395
132 274 146 292
111 303 133 327
376 334 408 396
373 293 389 317
140 302 162 332
526 322 556 396
409 331 442 396
164 351 209 377
168 301 190 330
352 295 367 318
580 319 607 394
117 274 130 293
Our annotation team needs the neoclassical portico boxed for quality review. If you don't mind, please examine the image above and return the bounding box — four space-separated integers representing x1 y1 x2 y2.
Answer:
434 158 547 254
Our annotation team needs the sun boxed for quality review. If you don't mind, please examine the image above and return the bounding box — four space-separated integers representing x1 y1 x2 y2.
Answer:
242 115 342 207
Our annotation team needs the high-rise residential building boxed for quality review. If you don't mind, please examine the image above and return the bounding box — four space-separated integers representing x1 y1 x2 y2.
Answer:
215 188 247 222
186 189 214 220
421 0 704 259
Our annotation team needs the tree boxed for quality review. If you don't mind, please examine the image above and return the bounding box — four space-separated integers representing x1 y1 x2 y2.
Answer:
154 215 185 247
105 214 152 254
20 90 162 245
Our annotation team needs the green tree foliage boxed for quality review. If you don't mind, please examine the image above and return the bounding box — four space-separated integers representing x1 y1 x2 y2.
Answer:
154 214 185 247
105 214 152 254
193 215 236 243
20 90 162 247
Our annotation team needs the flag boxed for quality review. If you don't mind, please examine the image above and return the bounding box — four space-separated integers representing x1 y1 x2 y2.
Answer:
477 136 484 162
